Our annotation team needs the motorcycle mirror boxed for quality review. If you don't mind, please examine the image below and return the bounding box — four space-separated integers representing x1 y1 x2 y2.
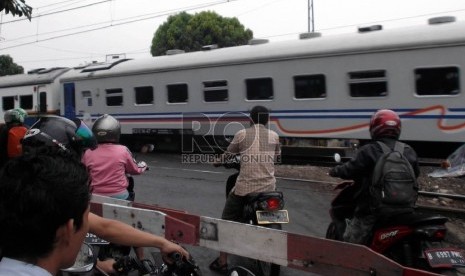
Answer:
228 266 256 276
334 153 342 163
61 243 96 273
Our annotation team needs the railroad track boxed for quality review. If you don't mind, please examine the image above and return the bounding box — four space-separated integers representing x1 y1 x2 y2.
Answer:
278 177 465 220
282 154 443 167
416 204 465 220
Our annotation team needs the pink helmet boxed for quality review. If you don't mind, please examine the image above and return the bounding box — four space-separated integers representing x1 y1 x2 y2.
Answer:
369 109 401 139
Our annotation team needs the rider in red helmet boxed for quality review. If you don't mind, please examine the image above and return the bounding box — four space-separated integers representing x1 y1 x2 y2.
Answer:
369 109 402 140
329 109 420 244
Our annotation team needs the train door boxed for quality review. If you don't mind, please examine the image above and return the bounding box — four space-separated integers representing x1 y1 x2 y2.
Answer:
39 91 47 114
63 82 76 119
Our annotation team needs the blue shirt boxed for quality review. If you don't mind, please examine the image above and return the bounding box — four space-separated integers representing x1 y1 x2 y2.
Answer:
0 257 51 276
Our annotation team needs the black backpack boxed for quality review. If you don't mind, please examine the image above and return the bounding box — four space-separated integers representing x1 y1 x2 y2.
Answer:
370 141 418 214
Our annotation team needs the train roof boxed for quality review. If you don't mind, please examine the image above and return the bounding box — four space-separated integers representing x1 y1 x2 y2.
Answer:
0 67 70 88
61 17 465 81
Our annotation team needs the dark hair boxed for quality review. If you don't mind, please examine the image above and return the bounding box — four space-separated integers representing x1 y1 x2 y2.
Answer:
250 105 269 125
0 147 91 262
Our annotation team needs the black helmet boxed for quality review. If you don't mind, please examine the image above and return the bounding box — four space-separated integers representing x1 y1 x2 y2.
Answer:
92 114 121 143
22 115 97 156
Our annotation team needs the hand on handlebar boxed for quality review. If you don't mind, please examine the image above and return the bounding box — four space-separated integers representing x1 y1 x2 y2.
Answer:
160 241 190 264
137 161 148 170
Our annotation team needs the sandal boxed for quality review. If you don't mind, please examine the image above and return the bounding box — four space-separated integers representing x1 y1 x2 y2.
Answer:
209 257 228 274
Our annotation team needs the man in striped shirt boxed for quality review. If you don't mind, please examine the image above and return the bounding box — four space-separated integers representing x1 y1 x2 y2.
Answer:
210 105 281 273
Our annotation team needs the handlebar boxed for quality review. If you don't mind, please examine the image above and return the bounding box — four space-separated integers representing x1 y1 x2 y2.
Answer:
168 252 183 262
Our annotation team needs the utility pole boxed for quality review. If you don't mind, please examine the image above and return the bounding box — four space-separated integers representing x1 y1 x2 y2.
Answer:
308 0 314 32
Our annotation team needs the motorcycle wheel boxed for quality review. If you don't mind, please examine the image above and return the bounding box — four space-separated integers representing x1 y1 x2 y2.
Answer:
256 224 281 276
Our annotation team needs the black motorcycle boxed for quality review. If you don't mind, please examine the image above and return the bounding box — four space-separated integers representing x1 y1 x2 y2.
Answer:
219 156 288 276
69 233 202 276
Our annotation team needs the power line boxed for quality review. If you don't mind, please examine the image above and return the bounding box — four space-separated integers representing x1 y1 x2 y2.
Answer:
0 0 112 25
1 0 234 51
36 0 84 10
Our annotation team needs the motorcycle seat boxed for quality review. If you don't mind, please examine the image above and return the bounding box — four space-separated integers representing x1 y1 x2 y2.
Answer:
246 191 283 203
376 212 448 228
407 213 449 226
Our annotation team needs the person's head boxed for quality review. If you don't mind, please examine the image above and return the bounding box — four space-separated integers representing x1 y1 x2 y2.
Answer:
0 147 91 270
21 115 97 158
249 105 270 125
92 114 121 143
4 108 27 126
369 109 401 140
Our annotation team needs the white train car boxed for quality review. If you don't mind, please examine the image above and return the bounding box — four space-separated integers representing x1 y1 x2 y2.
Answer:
58 17 465 156
0 67 69 126
1 17 464 156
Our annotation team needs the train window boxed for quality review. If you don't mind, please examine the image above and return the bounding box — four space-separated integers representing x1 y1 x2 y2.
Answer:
246 78 274 100
105 88 123 106
167 84 188 103
348 70 387 97
203 80 228 102
415 67 460 96
19 95 33 110
2 96 14 111
293 75 326 99
135 86 154 105
81 91 92 106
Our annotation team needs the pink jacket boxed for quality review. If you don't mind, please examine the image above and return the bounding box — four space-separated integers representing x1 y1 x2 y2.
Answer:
82 144 146 196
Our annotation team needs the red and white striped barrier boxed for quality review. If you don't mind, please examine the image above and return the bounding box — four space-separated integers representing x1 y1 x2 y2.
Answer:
90 195 439 276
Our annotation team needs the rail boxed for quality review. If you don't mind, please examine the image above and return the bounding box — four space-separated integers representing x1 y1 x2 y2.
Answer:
276 177 465 220
90 194 442 276
282 155 443 167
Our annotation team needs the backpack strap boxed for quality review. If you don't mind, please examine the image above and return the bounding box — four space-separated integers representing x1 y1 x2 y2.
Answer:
377 141 405 154
394 141 405 154
376 141 392 154
372 142 390 185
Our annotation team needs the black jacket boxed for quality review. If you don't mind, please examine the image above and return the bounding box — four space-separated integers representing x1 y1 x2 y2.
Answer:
329 137 420 216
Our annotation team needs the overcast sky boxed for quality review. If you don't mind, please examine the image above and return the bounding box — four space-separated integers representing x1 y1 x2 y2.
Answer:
2 0 465 72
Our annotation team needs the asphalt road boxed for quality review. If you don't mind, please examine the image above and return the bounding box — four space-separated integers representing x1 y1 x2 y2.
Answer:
131 152 333 276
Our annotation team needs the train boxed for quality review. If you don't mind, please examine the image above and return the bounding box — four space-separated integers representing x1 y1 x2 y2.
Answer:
1 16 465 158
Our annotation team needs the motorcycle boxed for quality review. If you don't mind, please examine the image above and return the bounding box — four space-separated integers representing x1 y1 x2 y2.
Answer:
61 243 97 275
219 155 288 276
72 233 202 276
326 154 465 274
111 251 202 276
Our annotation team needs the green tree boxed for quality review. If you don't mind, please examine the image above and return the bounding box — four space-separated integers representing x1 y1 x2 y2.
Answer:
0 0 32 20
0 55 24 76
151 11 253 56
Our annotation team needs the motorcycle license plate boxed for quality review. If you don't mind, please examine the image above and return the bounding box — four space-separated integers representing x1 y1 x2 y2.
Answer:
424 248 465 268
256 210 289 224
85 233 109 245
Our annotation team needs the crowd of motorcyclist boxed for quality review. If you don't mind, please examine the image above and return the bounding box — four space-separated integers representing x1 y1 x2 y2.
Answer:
0 111 188 275
0 105 421 275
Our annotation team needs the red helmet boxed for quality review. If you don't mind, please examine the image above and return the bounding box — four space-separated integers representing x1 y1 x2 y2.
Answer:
369 109 401 139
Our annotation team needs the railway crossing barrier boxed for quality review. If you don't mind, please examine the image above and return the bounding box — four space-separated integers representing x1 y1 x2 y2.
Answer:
90 195 441 275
